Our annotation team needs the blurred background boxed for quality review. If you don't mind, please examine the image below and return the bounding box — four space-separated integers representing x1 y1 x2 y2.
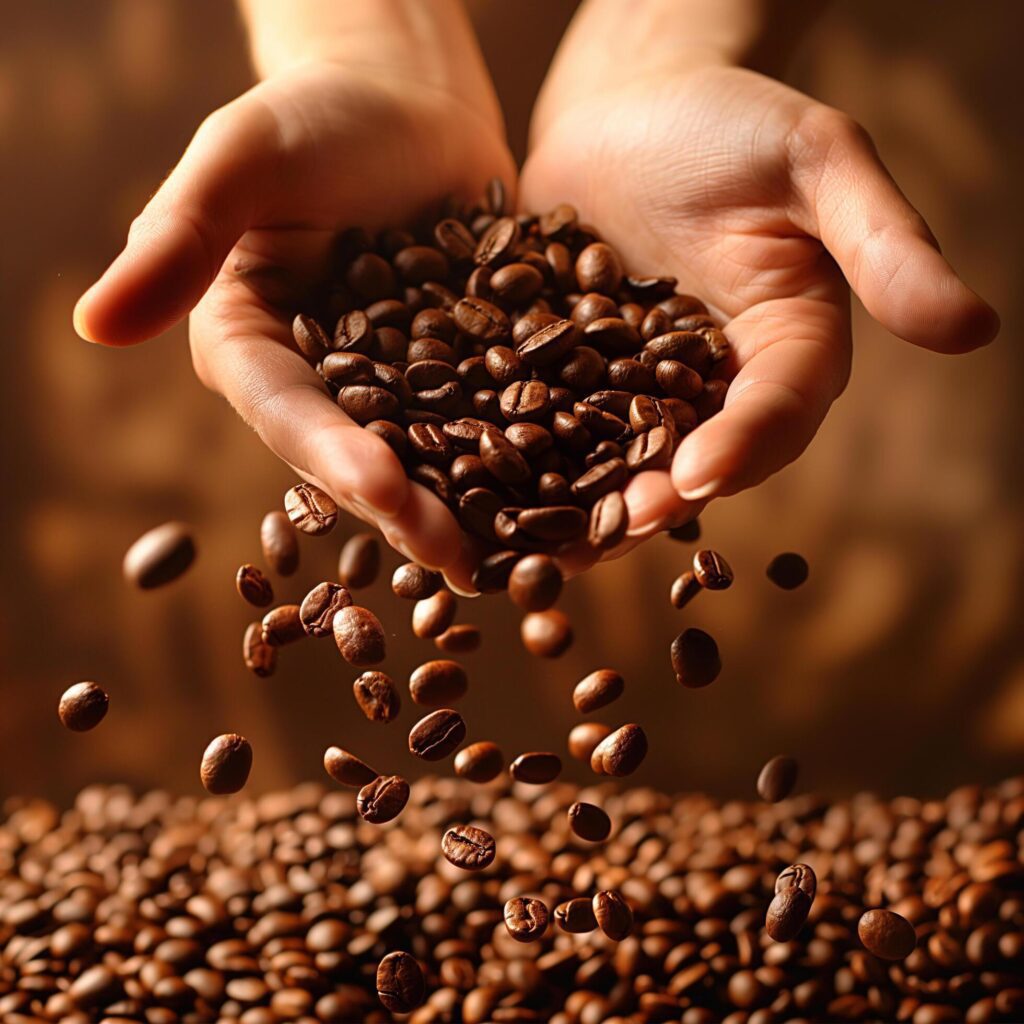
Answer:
0 0 1020 805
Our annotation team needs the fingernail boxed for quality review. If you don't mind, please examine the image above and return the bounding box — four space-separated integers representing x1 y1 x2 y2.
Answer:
72 290 99 343
677 478 721 501
444 575 479 599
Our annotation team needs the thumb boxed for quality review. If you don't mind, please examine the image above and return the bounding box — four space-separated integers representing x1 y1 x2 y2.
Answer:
74 97 280 346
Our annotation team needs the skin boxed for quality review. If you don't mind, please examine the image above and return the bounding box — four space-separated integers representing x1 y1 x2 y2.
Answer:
72 0 998 591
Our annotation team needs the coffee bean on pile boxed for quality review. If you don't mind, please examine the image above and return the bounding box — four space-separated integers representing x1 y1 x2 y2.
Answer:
671 626 721 687
391 561 442 600
412 589 457 639
434 623 481 653
242 621 276 677
352 671 401 722
376 950 425 1013
199 733 252 794
568 721 612 761
757 754 799 802
408 708 466 761
767 551 809 589
507 553 563 611
503 897 550 942
765 886 812 942
453 740 504 783
332 605 386 665
593 889 634 940
568 800 612 842
259 509 299 576
299 581 352 637
670 569 701 609
441 824 496 870
234 564 274 607
409 659 468 706
356 774 410 824
57 681 109 732
555 897 598 933
284 482 338 536
122 521 196 589
510 751 562 784
260 603 305 646
338 532 380 588
572 668 624 713
520 608 574 657
323 745 377 787
590 723 648 777
693 548 733 590
858 908 918 960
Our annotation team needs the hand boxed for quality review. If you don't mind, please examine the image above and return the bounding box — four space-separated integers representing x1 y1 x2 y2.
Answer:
73 55 514 586
522 64 999 552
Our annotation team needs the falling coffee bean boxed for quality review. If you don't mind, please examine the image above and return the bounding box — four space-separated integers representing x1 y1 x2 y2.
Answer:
441 825 496 870
376 950 425 1013
333 605 386 666
352 671 400 723
568 722 612 762
670 627 721 687
593 890 634 940
572 669 624 713
323 746 377 787
235 564 273 607
670 570 701 609
260 510 299 576
767 551 809 589
858 909 917 961
520 610 573 658
409 659 468 706
243 622 277 677
434 624 481 654
412 590 457 639
284 482 338 536
568 802 611 842
200 734 252 795
123 522 196 589
357 775 410 825
510 752 562 785
757 755 799 803
454 741 505 783
554 898 597 934
590 724 648 777
391 562 442 600
338 533 380 589
504 897 550 942
58 682 109 732
507 554 563 612
693 549 734 590
766 887 812 943
408 709 466 761
261 604 305 647
776 863 817 899
299 582 353 638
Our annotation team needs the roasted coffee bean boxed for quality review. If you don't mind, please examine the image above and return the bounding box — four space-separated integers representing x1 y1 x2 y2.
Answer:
539 202 577 237
472 549 521 593
123 522 196 589
521 610 573 658
588 491 629 550
517 505 588 543
694 378 728 420
508 554 563 612
558 344 606 394
412 590 457 639
505 422 553 459
670 570 701 610
260 510 299 576
393 245 449 285
590 724 648 777
576 243 623 295
574 400 629 441
593 890 633 940
200 734 252 795
656 358 703 399
454 741 505 783
510 752 562 785
693 549 734 590
292 313 331 361
766 887 812 943
284 483 339 536
333 605 386 666
407 422 456 467
586 438 625 467
410 462 455 505
607 356 656 393
358 775 410 825
584 316 643 357
321 350 374 386
335 308 379 351
538 471 573 505
392 562 442 600
435 623 482 654
58 681 109 732
518 319 579 367
261 604 305 646
376 950 425 1013
767 552 809 589
573 669 624 713
352 671 401 723
236 564 274 607
484 345 526 387
504 898 550 943
776 863 817 898
408 336 456 365
337 384 400 424
406 357 458 390
366 418 407 457
490 262 544 306
474 216 520 266
323 745 377 787
480 430 531 486
409 660 468 706
337 533 381 588
442 825 496 870
625 425 674 471
858 909 917 961
499 379 550 423
365 298 410 332
409 709 466 761
450 450 491 491
568 802 612 842
555 898 598 934
571 458 628 505
300 582 353 637
671 628 722 687
434 218 477 261
757 755 799 803
453 297 509 341
243 622 277 677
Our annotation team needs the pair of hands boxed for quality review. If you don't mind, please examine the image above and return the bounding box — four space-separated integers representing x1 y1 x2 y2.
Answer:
73 27 998 593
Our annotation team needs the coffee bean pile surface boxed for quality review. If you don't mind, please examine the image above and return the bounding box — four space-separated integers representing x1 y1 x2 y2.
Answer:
1 776 1021 1023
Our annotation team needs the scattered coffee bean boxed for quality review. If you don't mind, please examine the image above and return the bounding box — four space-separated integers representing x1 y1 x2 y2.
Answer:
409 659 468 706
572 669 624 713
242 621 276 677
299 581 352 637
332 605 386 665
555 897 597 934
337 532 380 588
504 897 550 942
284 482 338 536
408 709 466 761
593 890 634 940
766 886 812 942
693 549 734 590
568 722 612 762
454 741 505 783
757 754 799 802
260 510 299 576
767 551 809 589
412 590 457 639
590 724 648 777
434 623 481 654
376 950 424 1013
235 564 274 607
323 745 377 787
507 553 563 612
58 681 109 732
670 569 701 609
199 734 252 795
858 908 917 961
122 522 196 589
670 627 722 687
568 801 612 842
261 604 305 646
441 825 496 870
391 562 442 600
520 609 573 658
352 671 401 723
357 775 410 825
509 752 562 785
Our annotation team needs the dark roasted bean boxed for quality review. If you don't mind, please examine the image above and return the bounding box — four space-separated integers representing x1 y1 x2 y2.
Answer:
262 604 306 646
58 682 109 732
433 219 477 262
573 669 624 713
408 709 466 761
490 262 544 306
321 350 374 386
568 722 614 762
453 297 510 341
766 887 812 943
510 752 562 785
392 563 442 600
656 359 703 399
412 590 457 639
358 776 410 825
236 565 274 607
593 890 634 940
590 724 648 777
260 510 299 576
757 755 799 803
454 741 505 783
376 951 425 1013
767 552 809 589
366 418 407 457
293 313 331 361
858 909 917 961
568 802 612 842
300 582 352 638
323 745 377 787
409 660 468 706
625 425 674 471
334 309 377 351
442 826 496 870
518 319 579 367
670 570 701 609
571 458 628 505
200 734 252 795
671 628 721 687
576 243 623 294
588 490 629 550
693 549 734 590
472 549 521 593
776 863 817 898
352 671 401 723
332 605 386 666
285 483 339 536
337 384 400 424
505 422 553 459
243 622 277 677
520 610 573 658
500 379 551 423
393 245 449 285
504 897 550 943
508 554 563 612
480 430 531 486
435 623 482 653
555 898 598 934
459 487 505 542
123 522 196 589
474 216 520 266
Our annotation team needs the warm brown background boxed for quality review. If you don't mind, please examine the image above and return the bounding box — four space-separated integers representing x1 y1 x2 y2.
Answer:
0 1 1020 805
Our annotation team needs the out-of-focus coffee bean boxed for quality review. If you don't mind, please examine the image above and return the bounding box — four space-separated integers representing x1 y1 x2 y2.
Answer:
442 826 496 871
693 549 734 590
521 610 574 658
299 582 353 638
338 533 380 589
454 742 505 783
412 591 457 639
333 606 386 665
670 628 721 687
243 622 277 677
573 670 624 713
376 950 425 1013
767 552 809 589
123 522 196 589
284 483 339 536
435 624 481 654
593 891 634 940
235 565 274 607
590 724 648 777
352 671 401 723
510 752 562 785
858 910 917 961
392 563 443 600
200 734 252 795
670 571 701 609
409 660 468 707
260 511 300 577
568 723 612 762
323 746 377 787
358 776 410 825
58 682 109 732
555 898 598 934
408 709 466 761
757 755 799 803
261 604 306 646
568 802 612 842
508 554 563 612
504 898 550 943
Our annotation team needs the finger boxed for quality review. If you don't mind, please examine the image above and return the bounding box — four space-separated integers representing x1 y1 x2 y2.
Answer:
622 470 703 539
789 106 999 353
74 97 280 347
672 295 850 500
378 485 464 573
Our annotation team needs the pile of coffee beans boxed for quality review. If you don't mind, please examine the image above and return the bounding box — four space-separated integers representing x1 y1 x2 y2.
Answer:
0 776 1021 1023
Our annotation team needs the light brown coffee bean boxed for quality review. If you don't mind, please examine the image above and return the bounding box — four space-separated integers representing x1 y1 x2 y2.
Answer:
333 606 386 666
284 483 338 536
323 746 377 787
352 671 400 723
200 734 252 795
300 582 353 638
573 669 624 713
412 590 457 639
236 565 274 608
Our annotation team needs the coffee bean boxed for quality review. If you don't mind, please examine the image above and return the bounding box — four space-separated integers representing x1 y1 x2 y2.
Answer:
576 243 623 294
292 313 331 361
453 297 509 342
68 964 123 1009
243 622 277 677
334 308 378 350
454 741 505 783
434 218 477 261
480 430 531 486
392 562 442 600
670 628 721 687
593 890 633 940
376 950 425 1013
337 384 400 424
766 887 811 943
590 724 648 777
474 215 519 266
669 517 701 543
200 734 252 795
337 533 380 589
472 549 521 593
284 483 338 536
573 669 624 713
442 825 496 870
508 554 563 612
332 605 386 666
499 380 551 423
517 505 589 543
412 590 457 639
235 564 274 607
858 909 917 961
435 623 482 654
656 358 703 399
757 755 799 803
352 671 400 723
358 775 411 826
537 472 572 506
321 349 374 386
408 709 466 761
58 681 109 732
299 582 352 638
776 863 817 898
571 458 628 505
518 319 579 367
505 422 553 459
669 571 701 609
323 745 377 787
584 316 643 356
588 491 629 550
504 898 550 942
626 425 674 471
260 510 299 576
555 898 597 934
409 660 468 706
568 802 611 842
574 399 629 440
393 244 449 285
693 549 734 590
261 604 305 646
122 522 196 589
520 610 573 658
509 752 562 785
767 551 809 589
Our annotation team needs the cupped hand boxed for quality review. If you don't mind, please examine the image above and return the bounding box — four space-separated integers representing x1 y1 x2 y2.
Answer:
522 65 999 554
74 59 514 585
